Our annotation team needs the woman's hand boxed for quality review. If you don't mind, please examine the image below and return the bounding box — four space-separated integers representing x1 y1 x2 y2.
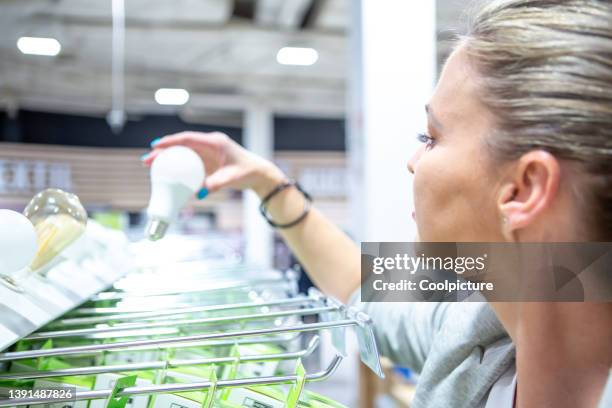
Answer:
141 131 285 197
142 131 361 302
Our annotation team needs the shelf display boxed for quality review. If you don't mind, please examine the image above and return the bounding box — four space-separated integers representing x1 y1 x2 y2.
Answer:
0 223 382 407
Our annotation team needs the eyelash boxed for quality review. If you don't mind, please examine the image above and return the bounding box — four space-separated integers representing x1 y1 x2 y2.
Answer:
417 133 436 148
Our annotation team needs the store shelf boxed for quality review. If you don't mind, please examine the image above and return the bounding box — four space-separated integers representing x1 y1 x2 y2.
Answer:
0 222 132 351
0 226 384 408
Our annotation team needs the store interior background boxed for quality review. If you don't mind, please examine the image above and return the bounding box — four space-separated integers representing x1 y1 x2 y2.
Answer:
1 1 465 405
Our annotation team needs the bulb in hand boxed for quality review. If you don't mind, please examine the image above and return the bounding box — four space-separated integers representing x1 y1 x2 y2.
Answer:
146 146 205 241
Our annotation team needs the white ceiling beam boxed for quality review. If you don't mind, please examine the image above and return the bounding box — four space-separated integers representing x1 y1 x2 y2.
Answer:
255 0 313 29
14 0 233 25
2 89 345 119
277 0 313 29
312 0 347 32
255 0 283 26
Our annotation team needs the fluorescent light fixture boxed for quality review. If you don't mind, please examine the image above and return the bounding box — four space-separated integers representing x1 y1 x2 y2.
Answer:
154 88 190 106
17 36 61 56
276 47 319 66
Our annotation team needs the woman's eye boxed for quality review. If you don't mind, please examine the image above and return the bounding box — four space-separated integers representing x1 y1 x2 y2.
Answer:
416 133 436 149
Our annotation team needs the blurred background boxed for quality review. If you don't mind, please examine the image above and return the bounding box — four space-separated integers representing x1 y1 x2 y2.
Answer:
0 1 468 406
0 0 466 248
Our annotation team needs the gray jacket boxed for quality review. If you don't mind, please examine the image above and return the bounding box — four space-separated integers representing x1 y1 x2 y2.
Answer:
350 293 612 407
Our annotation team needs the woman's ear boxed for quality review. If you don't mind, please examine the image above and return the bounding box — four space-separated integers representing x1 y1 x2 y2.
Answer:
498 151 561 240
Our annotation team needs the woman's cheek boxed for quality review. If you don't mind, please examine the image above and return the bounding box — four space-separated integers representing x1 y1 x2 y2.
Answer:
412 158 438 240
413 146 462 241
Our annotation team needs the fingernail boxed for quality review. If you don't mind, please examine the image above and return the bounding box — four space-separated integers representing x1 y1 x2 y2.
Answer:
140 153 149 161
197 188 209 200
150 138 162 147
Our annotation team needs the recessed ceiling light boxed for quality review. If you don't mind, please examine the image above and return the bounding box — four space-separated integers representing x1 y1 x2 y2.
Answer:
17 36 62 56
154 88 190 106
276 47 319 66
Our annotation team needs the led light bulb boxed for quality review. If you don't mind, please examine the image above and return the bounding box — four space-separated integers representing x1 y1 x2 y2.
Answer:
24 188 88 273
0 210 38 291
146 146 205 241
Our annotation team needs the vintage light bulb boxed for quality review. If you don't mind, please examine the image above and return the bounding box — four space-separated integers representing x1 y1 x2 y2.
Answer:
0 210 38 291
24 188 88 272
145 146 205 241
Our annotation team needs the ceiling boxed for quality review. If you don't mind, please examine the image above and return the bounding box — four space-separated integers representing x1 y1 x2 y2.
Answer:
0 0 467 126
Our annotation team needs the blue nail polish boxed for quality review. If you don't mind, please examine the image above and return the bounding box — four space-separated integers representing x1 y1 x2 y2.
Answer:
140 153 149 161
197 188 209 200
150 138 162 147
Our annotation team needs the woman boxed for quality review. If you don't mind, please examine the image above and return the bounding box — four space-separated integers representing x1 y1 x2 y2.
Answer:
143 0 612 406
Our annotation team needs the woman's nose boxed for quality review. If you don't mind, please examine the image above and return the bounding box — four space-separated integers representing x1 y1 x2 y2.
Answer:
407 146 424 174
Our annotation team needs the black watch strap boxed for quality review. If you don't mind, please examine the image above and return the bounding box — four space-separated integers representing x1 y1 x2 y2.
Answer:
259 180 312 229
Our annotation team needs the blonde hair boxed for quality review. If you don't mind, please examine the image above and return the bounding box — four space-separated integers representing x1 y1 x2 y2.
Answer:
464 0 612 239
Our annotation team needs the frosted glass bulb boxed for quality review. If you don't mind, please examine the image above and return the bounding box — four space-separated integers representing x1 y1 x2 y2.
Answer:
146 146 205 241
24 188 88 272
0 210 38 278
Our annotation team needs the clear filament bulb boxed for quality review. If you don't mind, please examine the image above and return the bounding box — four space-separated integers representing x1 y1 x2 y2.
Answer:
24 188 88 272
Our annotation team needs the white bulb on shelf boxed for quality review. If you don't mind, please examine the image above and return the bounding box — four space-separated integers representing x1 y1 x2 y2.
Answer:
0 210 38 283
146 146 205 241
